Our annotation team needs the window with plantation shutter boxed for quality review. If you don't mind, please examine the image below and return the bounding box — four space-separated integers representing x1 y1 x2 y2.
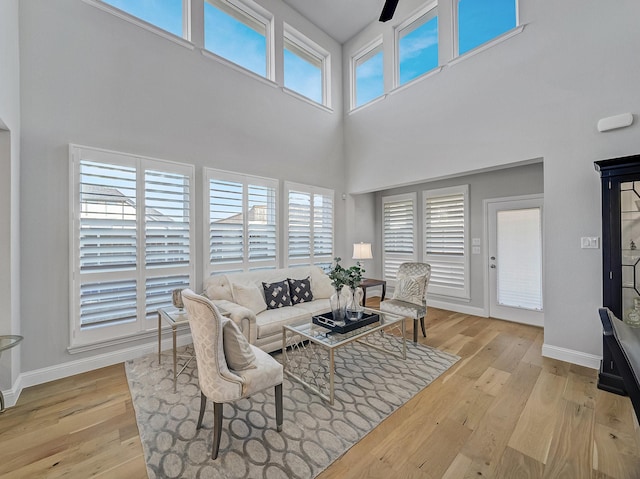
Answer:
205 169 278 276
70 145 194 347
285 182 334 271
382 193 417 282
424 185 470 299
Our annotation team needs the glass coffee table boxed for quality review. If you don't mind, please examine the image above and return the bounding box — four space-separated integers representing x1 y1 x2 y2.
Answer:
282 308 406 405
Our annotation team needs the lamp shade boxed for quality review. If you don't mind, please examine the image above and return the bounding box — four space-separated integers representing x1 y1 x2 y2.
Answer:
352 242 373 260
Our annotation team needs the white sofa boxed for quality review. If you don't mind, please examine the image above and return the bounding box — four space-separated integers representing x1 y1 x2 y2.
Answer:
203 266 335 353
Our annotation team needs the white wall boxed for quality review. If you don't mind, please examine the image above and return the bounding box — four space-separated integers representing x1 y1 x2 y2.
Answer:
0 0 22 396
18 0 345 372
343 0 640 364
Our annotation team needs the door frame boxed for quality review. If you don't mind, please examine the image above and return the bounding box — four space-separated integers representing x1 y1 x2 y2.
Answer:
483 193 544 326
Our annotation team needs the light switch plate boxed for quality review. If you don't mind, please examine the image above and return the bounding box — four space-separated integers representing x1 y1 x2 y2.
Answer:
472 238 481 246
581 237 600 249
472 246 481 255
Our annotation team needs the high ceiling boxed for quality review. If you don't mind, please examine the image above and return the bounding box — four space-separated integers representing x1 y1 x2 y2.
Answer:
281 0 387 44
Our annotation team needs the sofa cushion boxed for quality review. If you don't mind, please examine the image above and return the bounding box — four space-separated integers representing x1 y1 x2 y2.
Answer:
203 274 234 302
232 282 267 315
292 298 331 316
287 277 313 305
262 280 292 309
256 307 310 338
222 319 257 371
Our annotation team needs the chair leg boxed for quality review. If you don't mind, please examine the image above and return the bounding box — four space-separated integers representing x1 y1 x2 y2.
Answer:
275 383 283 432
413 319 418 343
420 316 426 338
197 391 207 430
211 402 223 460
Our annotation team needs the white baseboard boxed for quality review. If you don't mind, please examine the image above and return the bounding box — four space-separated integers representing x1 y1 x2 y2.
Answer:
1 332 193 409
542 343 601 370
427 299 487 318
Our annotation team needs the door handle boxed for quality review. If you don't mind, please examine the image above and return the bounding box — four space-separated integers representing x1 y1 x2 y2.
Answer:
490 256 496 260
490 264 496 269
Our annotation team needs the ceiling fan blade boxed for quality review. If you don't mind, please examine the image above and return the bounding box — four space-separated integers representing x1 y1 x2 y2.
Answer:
379 0 399 22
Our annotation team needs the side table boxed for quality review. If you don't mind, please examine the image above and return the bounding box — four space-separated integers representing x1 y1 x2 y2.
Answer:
158 307 191 392
359 278 387 306
0 335 23 413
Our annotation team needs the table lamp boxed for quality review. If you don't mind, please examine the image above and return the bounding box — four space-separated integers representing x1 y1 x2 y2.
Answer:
353 242 373 273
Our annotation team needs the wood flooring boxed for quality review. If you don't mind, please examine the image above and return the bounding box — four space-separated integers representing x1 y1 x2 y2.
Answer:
2 304 640 478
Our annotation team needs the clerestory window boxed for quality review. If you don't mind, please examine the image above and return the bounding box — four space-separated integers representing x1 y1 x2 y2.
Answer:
101 0 188 39
457 0 518 56
283 24 330 106
396 3 439 87
352 39 384 109
204 0 273 79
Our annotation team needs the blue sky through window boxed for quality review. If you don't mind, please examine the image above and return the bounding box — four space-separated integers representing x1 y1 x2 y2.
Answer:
356 50 384 108
399 16 438 86
103 0 183 37
204 3 267 77
458 0 516 55
284 49 322 104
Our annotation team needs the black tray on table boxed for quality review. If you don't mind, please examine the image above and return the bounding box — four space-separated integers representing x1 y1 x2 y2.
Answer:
312 311 380 334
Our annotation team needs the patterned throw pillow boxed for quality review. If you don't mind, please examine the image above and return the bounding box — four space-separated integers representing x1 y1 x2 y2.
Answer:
262 280 292 309
287 277 314 305
393 274 427 306
222 319 257 371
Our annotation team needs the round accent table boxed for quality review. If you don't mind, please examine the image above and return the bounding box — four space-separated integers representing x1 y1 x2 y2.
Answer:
0 335 23 413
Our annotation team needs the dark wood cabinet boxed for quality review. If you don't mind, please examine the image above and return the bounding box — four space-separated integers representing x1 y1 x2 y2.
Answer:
595 154 640 394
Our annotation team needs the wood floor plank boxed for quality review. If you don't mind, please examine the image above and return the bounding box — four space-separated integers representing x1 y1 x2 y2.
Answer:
593 422 640 479
460 360 542 478
494 446 545 479
542 399 595 479
508 369 567 464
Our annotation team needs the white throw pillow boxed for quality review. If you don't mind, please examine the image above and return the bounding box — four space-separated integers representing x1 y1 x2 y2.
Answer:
204 275 234 302
232 282 267 315
310 268 335 299
392 274 427 306
222 319 257 371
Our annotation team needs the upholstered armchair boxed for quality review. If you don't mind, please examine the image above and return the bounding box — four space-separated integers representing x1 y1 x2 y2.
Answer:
181 289 283 460
379 263 431 343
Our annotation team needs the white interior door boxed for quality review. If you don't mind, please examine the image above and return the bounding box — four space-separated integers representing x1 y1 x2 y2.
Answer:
487 196 544 327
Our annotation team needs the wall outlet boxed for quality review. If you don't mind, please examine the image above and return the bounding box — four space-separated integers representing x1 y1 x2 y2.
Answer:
472 237 481 246
581 236 600 249
472 246 481 254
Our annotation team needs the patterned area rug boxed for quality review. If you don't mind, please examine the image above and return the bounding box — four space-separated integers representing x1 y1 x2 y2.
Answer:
125 340 459 479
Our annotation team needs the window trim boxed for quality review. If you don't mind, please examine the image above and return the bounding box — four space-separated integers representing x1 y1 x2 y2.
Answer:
203 168 279 276
394 1 439 89
423 184 470 300
381 192 418 284
284 181 335 269
204 0 275 81
69 144 195 349
350 36 384 111
283 23 331 108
